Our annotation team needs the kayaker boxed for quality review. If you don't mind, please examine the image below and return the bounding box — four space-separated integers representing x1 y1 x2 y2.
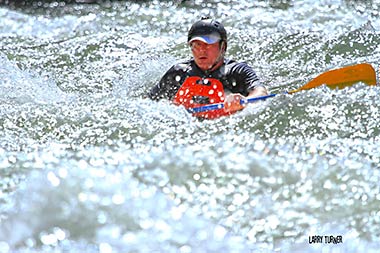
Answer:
147 17 268 119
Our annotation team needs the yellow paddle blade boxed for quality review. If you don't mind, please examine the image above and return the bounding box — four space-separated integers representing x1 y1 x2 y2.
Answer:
289 63 377 94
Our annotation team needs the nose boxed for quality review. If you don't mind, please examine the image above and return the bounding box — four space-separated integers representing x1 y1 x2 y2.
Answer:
197 46 207 52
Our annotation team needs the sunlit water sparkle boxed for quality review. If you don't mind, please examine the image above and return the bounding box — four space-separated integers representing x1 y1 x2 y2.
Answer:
1 1 380 252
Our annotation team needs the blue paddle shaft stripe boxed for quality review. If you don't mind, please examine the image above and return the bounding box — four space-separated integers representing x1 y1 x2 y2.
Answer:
188 93 277 113
187 103 224 113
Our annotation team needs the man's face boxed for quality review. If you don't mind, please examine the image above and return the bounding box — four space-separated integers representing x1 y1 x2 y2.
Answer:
190 40 222 71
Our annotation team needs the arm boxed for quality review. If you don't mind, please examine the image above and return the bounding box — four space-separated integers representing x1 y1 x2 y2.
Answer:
247 85 268 98
223 63 269 112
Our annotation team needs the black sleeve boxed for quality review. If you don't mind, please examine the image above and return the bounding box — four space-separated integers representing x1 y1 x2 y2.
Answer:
147 65 184 101
230 62 264 94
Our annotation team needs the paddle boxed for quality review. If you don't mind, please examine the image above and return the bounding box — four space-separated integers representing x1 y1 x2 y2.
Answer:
188 63 376 114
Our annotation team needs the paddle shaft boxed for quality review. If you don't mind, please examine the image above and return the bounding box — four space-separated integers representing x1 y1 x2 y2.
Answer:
187 93 277 113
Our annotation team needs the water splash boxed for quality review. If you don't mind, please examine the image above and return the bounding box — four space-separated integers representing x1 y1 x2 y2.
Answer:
1 1 380 253
0 146 255 253
0 53 68 106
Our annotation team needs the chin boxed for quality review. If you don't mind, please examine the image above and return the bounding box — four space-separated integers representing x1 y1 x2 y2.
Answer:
197 63 211 71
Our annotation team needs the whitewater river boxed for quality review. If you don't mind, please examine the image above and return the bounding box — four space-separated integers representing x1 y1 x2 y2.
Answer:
1 1 380 252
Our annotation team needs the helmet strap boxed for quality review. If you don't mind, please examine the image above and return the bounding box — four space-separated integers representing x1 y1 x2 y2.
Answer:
206 41 226 73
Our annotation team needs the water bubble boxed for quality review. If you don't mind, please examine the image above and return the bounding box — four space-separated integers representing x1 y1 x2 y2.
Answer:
323 180 332 189
40 232 58 246
213 225 227 241
193 173 201 181
111 194 125 205
0 242 10 253
99 243 113 253
179 245 192 253
47 171 60 187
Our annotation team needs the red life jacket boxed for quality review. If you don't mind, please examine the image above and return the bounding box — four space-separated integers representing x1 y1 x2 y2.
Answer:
172 76 235 119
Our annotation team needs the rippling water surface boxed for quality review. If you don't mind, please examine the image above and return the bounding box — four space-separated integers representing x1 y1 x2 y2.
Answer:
1 1 380 252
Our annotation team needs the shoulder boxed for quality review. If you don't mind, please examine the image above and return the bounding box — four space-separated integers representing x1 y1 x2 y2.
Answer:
159 59 195 84
223 59 264 91
223 58 257 76
170 59 193 72
225 59 253 70
148 60 191 101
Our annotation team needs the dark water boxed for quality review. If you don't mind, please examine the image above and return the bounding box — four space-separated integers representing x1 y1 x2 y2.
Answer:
1 1 380 252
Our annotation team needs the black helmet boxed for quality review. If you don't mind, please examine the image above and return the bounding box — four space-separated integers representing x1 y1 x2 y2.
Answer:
188 18 227 45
